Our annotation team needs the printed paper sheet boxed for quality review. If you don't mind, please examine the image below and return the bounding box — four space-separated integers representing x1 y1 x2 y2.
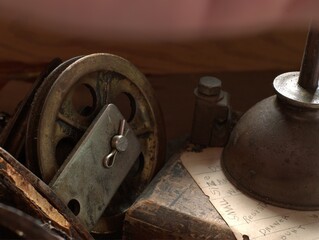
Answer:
181 147 319 240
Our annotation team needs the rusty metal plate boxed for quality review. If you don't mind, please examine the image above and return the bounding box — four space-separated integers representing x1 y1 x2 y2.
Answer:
51 104 141 230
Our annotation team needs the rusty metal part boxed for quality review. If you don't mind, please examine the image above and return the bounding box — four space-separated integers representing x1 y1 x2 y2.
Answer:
26 53 166 233
191 76 233 147
0 203 62 240
0 58 62 160
26 56 82 175
222 28 319 210
50 104 141 230
0 147 92 239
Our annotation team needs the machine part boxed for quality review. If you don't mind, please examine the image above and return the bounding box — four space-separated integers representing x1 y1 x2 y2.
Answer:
222 28 319 210
0 58 62 160
0 203 62 240
50 104 141 230
26 56 82 174
104 119 129 168
26 53 166 233
191 76 232 147
0 148 92 239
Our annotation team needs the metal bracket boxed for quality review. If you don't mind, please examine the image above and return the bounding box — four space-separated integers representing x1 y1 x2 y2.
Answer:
50 104 141 230
191 76 233 147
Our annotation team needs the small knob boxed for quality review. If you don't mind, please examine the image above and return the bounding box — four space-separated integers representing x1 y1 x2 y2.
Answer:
112 135 128 152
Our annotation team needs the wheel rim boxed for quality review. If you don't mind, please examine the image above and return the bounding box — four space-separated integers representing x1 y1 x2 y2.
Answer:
27 53 166 233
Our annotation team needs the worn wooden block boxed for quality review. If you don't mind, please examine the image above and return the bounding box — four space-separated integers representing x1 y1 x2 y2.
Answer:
124 151 236 239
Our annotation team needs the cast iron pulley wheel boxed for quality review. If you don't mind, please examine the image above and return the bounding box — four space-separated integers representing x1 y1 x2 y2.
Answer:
25 53 166 234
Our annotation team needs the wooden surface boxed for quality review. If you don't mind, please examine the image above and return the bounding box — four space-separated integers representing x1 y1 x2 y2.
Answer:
0 148 92 240
124 150 236 239
0 18 307 75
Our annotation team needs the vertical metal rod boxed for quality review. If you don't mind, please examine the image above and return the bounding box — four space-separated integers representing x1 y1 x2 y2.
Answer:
298 29 319 92
119 119 126 135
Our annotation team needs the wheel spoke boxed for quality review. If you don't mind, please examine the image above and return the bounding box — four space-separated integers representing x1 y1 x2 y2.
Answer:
134 124 153 138
58 92 94 129
129 112 154 138
97 71 126 105
57 112 87 131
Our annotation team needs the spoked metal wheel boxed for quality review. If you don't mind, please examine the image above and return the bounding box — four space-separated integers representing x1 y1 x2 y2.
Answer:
25 53 166 233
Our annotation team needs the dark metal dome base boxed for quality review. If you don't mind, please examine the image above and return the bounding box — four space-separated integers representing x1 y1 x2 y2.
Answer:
222 95 319 210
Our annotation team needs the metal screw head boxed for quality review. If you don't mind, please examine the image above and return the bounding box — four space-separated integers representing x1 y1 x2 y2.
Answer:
198 76 221 96
112 135 128 152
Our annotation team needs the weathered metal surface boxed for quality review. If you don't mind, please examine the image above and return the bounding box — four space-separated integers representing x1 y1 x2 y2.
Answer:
191 76 233 147
0 203 62 240
222 96 319 210
0 147 92 239
274 30 319 108
26 53 166 233
26 56 82 175
124 150 236 239
50 104 141 230
222 28 319 210
0 58 62 159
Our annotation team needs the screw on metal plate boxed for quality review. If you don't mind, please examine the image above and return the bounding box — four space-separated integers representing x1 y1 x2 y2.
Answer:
103 119 128 168
50 104 142 230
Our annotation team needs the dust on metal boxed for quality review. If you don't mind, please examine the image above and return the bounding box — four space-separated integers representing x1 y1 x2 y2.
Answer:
50 104 141 230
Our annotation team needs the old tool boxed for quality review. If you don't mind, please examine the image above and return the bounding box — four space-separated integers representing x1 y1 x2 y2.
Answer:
26 53 166 233
0 53 166 235
222 28 319 210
